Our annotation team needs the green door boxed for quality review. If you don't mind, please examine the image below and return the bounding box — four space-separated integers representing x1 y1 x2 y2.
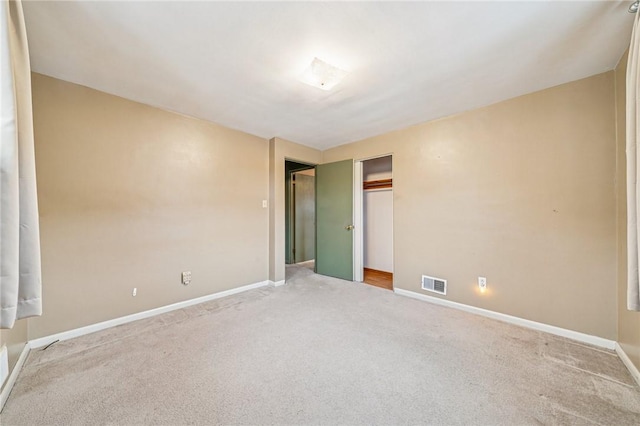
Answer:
316 159 353 281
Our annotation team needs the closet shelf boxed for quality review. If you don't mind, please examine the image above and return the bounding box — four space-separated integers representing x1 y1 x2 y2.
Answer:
363 179 392 190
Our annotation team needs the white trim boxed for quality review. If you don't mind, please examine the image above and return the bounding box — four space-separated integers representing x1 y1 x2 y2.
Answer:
0 346 7 389
0 341 30 412
29 280 269 349
355 152 395 163
353 160 363 282
615 343 640 387
269 280 285 287
394 288 616 350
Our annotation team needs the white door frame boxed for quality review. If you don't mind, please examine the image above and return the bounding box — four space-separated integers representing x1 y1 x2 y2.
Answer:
353 154 393 284
353 160 363 282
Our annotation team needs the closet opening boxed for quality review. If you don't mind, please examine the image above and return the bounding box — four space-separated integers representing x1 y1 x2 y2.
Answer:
356 155 393 290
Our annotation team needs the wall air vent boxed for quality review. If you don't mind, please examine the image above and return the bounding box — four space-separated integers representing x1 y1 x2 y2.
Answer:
421 275 447 295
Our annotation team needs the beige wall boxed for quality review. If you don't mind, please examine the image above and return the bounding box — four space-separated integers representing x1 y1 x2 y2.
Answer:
2 66 630 363
29 73 269 339
324 72 618 339
268 137 321 283
615 51 640 369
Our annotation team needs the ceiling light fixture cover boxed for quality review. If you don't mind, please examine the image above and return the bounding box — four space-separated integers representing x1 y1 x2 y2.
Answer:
299 57 348 91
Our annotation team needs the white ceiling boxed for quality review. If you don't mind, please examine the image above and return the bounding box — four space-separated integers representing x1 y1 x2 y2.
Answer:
23 1 635 150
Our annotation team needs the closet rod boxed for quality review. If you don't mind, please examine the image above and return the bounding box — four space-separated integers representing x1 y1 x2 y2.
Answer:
363 179 392 190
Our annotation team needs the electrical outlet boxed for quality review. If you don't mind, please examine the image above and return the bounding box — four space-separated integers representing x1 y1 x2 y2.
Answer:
182 271 192 286
478 277 487 292
132 287 137 297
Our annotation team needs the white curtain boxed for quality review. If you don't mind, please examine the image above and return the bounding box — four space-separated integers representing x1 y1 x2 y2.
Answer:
0 0 42 328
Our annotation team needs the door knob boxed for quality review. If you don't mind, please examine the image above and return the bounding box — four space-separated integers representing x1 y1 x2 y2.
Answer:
345 225 354 231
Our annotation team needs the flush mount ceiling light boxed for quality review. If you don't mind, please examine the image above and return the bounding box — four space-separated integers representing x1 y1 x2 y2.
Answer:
299 57 348 91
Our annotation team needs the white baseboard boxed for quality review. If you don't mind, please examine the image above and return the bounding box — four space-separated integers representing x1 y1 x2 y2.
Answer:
394 288 616 350
269 280 285 287
29 280 270 349
0 342 30 412
0 346 8 389
615 343 640 387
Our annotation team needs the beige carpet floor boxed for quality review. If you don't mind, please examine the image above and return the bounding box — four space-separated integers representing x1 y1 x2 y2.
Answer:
2 262 640 425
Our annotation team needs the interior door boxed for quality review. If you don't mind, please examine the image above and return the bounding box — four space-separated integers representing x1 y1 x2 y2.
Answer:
316 159 354 280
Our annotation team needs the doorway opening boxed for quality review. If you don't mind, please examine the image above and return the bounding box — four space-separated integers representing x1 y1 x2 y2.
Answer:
356 155 393 290
285 160 316 271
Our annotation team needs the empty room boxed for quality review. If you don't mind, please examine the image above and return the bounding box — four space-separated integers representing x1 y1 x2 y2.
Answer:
3 0 640 424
